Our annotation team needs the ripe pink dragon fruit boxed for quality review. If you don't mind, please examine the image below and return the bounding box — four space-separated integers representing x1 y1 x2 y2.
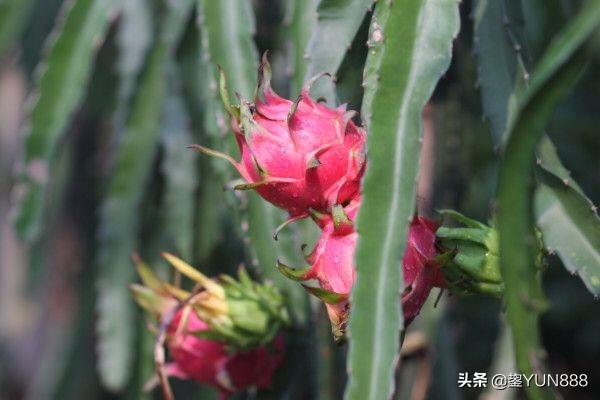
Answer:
191 55 366 219
401 216 446 324
277 199 360 339
166 309 284 399
278 198 445 337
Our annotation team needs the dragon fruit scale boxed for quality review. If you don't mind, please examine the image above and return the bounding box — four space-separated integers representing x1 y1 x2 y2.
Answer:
190 54 366 220
401 216 447 325
166 309 284 399
130 253 288 398
277 198 446 339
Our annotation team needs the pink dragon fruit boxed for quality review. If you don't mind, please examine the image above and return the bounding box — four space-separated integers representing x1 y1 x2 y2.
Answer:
130 253 288 398
166 309 284 399
278 198 445 338
190 55 366 220
401 216 446 324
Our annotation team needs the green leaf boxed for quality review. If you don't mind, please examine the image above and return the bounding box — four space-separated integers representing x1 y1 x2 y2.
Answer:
13 0 117 242
496 3 600 399
535 168 600 296
95 0 193 391
198 0 310 323
160 69 198 260
473 0 528 147
472 0 587 195
113 0 153 129
0 0 34 57
536 135 584 194
286 0 318 97
334 13 370 110
474 0 600 299
346 1 459 399
200 0 258 102
304 0 374 103
176 22 229 265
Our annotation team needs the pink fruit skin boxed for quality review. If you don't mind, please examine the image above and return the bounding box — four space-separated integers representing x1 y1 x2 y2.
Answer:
166 310 284 399
401 216 446 324
301 198 444 327
232 75 366 218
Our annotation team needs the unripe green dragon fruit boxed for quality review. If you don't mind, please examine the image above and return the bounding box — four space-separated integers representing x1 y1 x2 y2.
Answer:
435 210 506 297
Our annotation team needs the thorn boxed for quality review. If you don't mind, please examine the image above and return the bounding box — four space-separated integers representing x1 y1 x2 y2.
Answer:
562 178 570 186
276 259 312 281
187 144 240 170
233 180 270 191
434 289 444 307
286 95 302 125
273 214 306 240
304 72 332 96
302 285 347 304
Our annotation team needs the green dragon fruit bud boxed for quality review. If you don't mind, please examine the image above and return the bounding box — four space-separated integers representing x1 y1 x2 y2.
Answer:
131 253 289 350
436 210 505 297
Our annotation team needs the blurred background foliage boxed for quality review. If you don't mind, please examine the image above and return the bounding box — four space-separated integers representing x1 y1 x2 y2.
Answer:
0 0 599 399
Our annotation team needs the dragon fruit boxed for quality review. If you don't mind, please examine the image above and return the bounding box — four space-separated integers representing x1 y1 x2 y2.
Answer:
130 253 288 398
435 210 505 297
166 309 284 399
277 198 446 338
190 55 366 220
401 216 447 324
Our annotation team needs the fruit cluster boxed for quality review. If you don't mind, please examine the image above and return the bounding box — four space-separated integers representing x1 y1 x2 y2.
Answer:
132 57 505 398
